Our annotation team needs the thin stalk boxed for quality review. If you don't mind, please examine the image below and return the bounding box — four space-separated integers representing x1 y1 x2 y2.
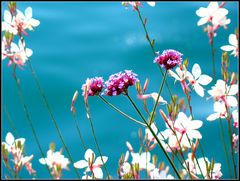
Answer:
72 114 87 152
98 95 146 127
3 105 19 138
136 8 175 104
219 118 232 178
126 94 181 179
11 67 52 178
27 60 80 179
227 118 237 178
84 105 110 179
210 38 216 81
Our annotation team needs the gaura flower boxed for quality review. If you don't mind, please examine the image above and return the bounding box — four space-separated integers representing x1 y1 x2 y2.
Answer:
163 112 203 149
206 101 227 121
104 70 138 96
232 133 238 153
184 153 222 179
207 79 238 107
187 63 212 97
196 2 228 26
74 148 108 179
2 38 33 68
39 148 69 179
138 92 167 105
221 34 239 57
2 132 25 153
126 141 155 171
81 77 104 96
154 49 183 70
2 10 18 34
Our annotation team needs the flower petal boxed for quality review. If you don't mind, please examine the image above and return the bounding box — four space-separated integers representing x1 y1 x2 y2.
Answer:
93 167 103 179
73 160 88 169
197 17 209 26
147 2 155 7
29 18 40 27
188 120 203 130
4 10 12 23
207 113 220 121
221 45 235 51
6 132 14 145
229 34 237 47
192 63 201 79
94 156 108 166
196 7 208 17
197 74 212 85
187 129 202 139
226 96 238 107
228 84 238 95
25 7 32 19
194 82 204 97
84 149 95 162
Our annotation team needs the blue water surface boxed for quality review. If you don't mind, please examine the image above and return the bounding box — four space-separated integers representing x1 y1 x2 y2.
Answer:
1 1 239 179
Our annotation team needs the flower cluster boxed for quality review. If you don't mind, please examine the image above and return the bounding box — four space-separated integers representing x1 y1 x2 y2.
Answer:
81 77 104 96
168 63 212 97
1 4 40 68
105 70 139 96
154 49 183 70
196 2 230 44
39 145 70 179
74 148 108 179
2 132 36 176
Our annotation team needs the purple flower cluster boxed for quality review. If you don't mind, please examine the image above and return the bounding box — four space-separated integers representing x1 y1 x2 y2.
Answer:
153 49 183 70
105 70 139 96
81 77 104 96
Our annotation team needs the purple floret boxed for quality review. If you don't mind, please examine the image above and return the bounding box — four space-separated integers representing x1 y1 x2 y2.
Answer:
104 70 139 96
82 77 104 96
154 49 183 70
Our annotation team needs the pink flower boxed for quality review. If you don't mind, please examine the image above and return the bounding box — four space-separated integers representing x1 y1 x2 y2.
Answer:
232 133 238 153
154 49 183 70
82 77 104 96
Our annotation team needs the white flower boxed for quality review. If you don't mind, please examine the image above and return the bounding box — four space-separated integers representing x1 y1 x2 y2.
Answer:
207 101 227 121
187 63 212 97
39 149 69 170
196 2 228 26
74 148 108 179
150 92 167 104
208 79 238 107
15 7 40 31
2 10 18 34
131 151 155 171
150 167 174 179
212 15 230 27
184 154 222 179
2 132 25 153
166 112 203 149
221 34 238 57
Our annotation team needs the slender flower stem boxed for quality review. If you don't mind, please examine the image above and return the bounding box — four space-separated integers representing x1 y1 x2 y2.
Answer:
98 95 146 127
11 67 52 178
210 38 216 81
136 8 175 104
84 105 110 179
125 70 181 179
219 118 232 178
72 114 87 152
3 105 19 138
26 60 81 179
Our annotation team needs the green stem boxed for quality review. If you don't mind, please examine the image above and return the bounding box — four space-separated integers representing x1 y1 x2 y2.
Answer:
219 118 232 178
72 114 87 152
27 60 81 179
11 67 52 178
84 105 110 179
136 8 175 104
125 71 181 179
98 95 146 127
210 38 216 81
3 105 19 138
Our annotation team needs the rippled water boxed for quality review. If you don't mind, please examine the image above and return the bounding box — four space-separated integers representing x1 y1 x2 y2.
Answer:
1 2 238 179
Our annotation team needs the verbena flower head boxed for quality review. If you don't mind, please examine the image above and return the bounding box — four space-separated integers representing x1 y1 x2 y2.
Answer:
81 77 104 96
154 49 183 70
105 70 139 96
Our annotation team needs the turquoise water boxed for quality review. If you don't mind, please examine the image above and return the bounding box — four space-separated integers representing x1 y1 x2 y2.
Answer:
1 2 239 179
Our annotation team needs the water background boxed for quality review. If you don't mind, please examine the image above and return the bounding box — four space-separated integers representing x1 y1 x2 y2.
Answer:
1 1 239 179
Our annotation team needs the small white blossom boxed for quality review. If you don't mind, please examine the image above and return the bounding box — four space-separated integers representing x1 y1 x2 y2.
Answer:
221 34 238 57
